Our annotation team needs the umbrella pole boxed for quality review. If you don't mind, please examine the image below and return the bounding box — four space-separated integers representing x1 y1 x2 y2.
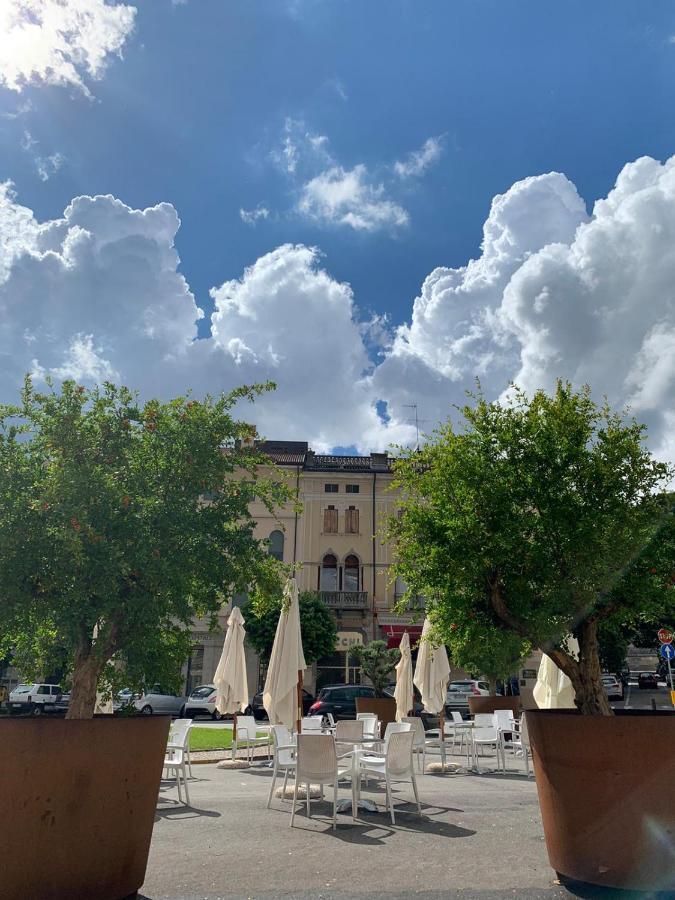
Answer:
296 669 303 734
439 708 445 772
231 712 237 761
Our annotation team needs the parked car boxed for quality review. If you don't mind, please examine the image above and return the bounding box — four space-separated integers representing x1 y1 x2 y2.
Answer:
601 674 624 701
8 683 68 716
445 679 490 717
113 684 185 716
250 688 313 720
638 672 660 690
182 683 254 720
308 684 375 721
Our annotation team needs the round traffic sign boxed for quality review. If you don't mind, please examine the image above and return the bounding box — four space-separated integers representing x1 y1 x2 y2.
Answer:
657 628 673 645
660 643 675 661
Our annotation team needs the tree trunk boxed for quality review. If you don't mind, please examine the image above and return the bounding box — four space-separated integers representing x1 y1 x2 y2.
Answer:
572 619 614 717
66 651 104 720
487 676 498 696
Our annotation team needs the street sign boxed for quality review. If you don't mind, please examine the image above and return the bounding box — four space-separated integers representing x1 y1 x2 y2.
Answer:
660 643 675 661
657 628 673 645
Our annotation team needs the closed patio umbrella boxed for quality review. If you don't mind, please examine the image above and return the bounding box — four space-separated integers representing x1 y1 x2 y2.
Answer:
214 605 249 716
394 631 413 722
263 578 307 731
414 617 450 768
533 640 577 709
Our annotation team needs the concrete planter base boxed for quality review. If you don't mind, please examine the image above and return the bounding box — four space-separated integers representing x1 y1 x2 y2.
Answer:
468 696 521 716
0 715 169 900
527 709 675 891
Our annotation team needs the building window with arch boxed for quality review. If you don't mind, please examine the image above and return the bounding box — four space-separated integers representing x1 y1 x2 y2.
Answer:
268 529 284 562
320 553 339 591
344 554 360 592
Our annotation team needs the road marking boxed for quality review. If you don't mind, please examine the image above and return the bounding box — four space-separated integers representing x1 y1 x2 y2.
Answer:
623 682 631 709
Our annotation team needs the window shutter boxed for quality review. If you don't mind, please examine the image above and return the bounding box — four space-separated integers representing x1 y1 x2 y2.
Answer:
324 506 338 533
345 506 359 534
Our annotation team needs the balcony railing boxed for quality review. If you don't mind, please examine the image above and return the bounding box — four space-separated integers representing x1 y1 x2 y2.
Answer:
319 590 368 609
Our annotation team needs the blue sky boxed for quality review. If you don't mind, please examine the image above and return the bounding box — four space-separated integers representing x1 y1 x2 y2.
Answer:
1 1 675 459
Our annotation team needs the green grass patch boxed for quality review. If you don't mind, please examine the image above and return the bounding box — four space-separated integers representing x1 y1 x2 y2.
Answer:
188 726 267 752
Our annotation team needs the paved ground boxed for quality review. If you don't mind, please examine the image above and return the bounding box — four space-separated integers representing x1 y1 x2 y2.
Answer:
140 743 641 900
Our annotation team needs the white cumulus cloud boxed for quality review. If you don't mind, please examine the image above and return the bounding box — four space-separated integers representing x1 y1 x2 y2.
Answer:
0 0 136 96
239 205 270 226
1 155 675 464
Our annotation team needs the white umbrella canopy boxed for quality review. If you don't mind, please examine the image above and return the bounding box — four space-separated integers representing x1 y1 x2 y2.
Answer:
533 642 577 710
394 631 413 721
263 578 307 729
413 618 450 715
214 605 250 715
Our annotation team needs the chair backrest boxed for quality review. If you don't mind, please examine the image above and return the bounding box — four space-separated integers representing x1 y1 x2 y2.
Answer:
386 729 415 776
402 716 425 747
382 721 411 747
301 716 323 732
451 711 464 724
356 712 376 721
272 724 294 766
236 715 257 738
473 713 495 728
335 719 364 742
362 717 380 739
519 714 531 749
326 712 335 727
169 718 192 747
296 734 337 783
472 725 499 742
494 709 514 731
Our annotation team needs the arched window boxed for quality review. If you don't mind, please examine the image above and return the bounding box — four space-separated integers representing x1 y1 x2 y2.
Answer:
320 553 338 591
344 554 360 592
268 529 284 562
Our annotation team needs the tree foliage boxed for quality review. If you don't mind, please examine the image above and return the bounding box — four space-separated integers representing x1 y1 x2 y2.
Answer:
241 591 337 665
350 640 400 697
0 377 292 718
389 382 673 715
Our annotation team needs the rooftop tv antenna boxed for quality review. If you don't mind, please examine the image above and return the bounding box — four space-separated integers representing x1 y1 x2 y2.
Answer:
404 403 427 450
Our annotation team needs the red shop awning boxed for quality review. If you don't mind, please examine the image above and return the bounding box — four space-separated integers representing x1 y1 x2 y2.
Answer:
382 624 423 649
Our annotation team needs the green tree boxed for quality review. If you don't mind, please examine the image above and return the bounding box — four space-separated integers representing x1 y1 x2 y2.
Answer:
350 640 400 696
0 378 291 719
242 591 337 664
389 382 673 716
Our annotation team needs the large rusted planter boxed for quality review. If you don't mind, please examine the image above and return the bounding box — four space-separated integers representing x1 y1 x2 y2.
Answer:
468 695 521 716
526 709 675 891
0 715 170 900
355 697 397 730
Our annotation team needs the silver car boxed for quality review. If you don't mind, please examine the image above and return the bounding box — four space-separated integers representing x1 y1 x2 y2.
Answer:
602 674 624 701
114 684 185 716
445 679 491 717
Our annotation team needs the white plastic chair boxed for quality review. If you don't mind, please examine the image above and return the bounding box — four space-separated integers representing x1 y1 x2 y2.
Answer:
402 716 434 772
503 715 531 776
301 716 323 733
361 717 380 741
473 713 496 728
290 734 353 829
233 715 271 763
169 718 193 777
359 730 421 824
494 709 515 734
471 725 504 773
267 724 296 808
164 725 191 805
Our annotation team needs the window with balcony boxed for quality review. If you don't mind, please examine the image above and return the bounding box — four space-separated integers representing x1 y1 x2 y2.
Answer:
324 505 338 533
320 553 338 591
268 529 284 562
345 505 359 534
344 554 360 592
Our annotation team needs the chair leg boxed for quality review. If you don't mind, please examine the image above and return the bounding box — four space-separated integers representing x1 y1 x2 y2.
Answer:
175 767 182 803
282 766 290 796
386 776 395 825
306 782 311 818
290 772 299 827
183 764 191 806
333 781 338 830
411 772 421 815
267 761 278 808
